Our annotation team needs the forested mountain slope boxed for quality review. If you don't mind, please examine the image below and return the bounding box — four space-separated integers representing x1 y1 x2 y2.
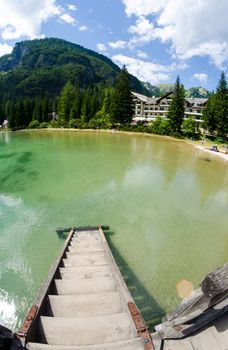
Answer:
0 38 142 97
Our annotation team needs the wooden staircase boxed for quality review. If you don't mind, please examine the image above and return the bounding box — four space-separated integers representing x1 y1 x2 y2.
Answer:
20 227 151 350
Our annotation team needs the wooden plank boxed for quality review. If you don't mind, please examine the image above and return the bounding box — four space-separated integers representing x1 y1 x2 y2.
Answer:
162 289 203 323
210 312 228 348
163 338 194 350
189 327 223 350
27 338 144 350
55 277 117 294
158 296 228 339
59 265 112 279
48 292 123 317
39 313 135 346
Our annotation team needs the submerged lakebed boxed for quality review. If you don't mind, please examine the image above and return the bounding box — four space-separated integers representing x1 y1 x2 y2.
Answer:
0 130 228 330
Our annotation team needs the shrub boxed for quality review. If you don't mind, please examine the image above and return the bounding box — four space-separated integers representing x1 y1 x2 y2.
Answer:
151 117 171 135
182 117 196 138
39 122 48 128
68 119 77 128
28 120 40 129
215 136 227 144
49 120 60 128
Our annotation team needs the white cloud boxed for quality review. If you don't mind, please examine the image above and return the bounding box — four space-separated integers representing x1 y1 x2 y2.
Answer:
137 50 148 59
59 13 76 25
97 43 107 53
0 0 76 40
108 40 127 49
79 25 88 32
0 43 13 57
128 16 155 48
122 0 228 67
123 0 167 17
193 73 208 85
67 4 77 11
112 54 187 85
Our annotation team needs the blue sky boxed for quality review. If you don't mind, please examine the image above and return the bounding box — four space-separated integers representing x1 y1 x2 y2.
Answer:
0 0 227 90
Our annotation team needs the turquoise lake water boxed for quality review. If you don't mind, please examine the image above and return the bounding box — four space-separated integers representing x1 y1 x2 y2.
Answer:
0 130 228 330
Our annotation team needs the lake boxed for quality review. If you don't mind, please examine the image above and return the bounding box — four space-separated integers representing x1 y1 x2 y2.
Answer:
0 130 227 330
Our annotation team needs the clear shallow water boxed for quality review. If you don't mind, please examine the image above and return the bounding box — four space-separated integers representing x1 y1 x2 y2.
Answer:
0 130 228 330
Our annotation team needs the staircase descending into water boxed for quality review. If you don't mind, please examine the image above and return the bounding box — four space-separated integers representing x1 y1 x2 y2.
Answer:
15 226 154 350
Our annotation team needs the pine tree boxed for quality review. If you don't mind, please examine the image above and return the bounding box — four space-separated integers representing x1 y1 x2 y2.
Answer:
214 71 228 138
23 97 33 126
103 89 113 115
6 100 14 128
80 89 90 123
168 76 185 135
32 96 42 122
203 72 228 138
203 96 217 135
41 94 49 122
69 85 81 120
111 66 134 125
58 81 77 124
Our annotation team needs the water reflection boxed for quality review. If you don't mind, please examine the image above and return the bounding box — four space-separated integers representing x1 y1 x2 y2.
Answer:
0 194 40 329
0 289 16 330
0 132 10 145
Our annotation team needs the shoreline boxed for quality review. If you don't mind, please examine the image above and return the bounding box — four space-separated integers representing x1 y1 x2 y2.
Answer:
11 127 228 162
186 138 228 162
17 127 184 142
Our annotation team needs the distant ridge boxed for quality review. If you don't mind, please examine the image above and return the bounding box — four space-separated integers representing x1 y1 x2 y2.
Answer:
141 81 211 98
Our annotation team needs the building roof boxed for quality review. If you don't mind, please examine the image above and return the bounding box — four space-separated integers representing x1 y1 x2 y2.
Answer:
185 98 208 106
132 92 208 106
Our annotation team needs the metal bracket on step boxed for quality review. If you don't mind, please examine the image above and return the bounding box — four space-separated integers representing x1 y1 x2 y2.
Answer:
128 302 154 350
16 305 38 347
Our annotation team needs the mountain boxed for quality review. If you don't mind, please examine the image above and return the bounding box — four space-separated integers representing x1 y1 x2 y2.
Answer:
0 38 142 97
141 82 212 99
157 84 174 95
141 82 174 97
185 87 211 98
141 82 161 97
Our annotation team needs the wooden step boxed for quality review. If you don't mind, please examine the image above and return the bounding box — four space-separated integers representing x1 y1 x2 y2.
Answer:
59 266 112 280
27 338 144 349
66 251 106 259
68 245 104 254
39 313 136 346
63 255 108 267
69 242 103 250
48 291 124 317
72 233 101 242
55 277 116 295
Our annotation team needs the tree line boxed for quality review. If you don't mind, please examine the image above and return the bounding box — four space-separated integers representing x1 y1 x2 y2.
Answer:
0 66 134 130
0 66 227 141
203 71 228 140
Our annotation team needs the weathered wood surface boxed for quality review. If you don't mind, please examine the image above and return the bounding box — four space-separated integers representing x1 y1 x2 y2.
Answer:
156 263 228 341
153 311 228 350
157 296 228 339
200 263 228 298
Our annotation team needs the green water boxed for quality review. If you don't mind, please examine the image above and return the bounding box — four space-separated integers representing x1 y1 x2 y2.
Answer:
0 130 228 330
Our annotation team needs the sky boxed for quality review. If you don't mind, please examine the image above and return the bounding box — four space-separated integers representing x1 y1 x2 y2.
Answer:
0 0 227 91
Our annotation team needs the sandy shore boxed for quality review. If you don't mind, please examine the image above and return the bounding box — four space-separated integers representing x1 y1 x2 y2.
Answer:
193 144 228 161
